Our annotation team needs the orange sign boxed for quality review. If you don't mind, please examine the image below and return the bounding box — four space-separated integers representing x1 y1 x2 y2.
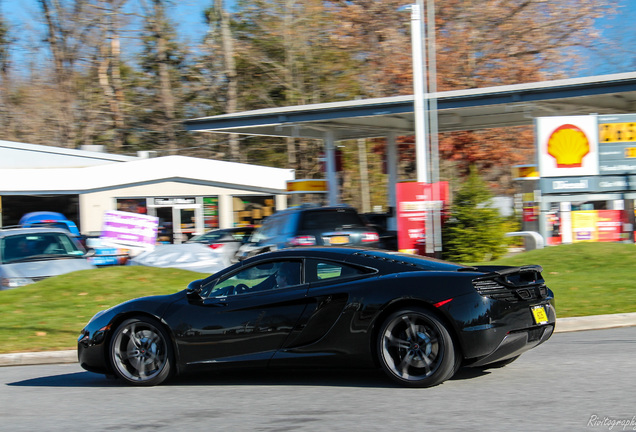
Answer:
547 124 590 168
286 180 328 193
513 165 539 179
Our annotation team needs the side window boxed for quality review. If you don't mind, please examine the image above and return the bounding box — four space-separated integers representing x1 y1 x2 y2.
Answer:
204 260 302 297
305 259 368 283
252 216 277 242
277 213 294 236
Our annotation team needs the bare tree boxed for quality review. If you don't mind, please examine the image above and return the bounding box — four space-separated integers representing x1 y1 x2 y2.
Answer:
94 0 128 151
0 9 14 140
38 0 100 148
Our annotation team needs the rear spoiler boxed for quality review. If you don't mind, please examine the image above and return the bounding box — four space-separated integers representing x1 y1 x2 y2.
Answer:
470 264 542 279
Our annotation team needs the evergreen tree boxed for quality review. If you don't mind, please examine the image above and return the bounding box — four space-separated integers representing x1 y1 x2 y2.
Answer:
442 167 507 263
135 0 189 152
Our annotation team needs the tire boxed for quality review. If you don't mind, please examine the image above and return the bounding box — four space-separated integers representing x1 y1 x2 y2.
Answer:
109 316 174 386
377 307 456 388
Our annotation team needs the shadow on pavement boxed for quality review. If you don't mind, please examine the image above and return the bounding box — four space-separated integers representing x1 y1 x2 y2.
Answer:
450 367 491 381
168 368 396 388
7 371 119 388
7 369 394 389
7 366 493 389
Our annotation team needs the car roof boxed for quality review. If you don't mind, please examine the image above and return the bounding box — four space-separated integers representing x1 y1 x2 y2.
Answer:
216 226 254 232
19 211 68 224
240 246 465 270
273 204 355 214
0 226 72 238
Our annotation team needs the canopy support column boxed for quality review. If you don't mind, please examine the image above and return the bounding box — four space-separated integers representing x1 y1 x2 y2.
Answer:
325 130 339 206
387 132 398 231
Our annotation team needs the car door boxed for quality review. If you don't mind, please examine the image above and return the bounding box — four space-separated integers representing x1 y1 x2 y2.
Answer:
278 258 374 350
169 258 310 367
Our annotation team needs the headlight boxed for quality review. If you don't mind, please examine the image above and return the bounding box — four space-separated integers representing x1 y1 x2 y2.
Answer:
1 277 35 288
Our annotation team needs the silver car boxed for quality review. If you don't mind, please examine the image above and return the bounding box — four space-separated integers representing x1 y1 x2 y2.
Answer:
0 227 95 290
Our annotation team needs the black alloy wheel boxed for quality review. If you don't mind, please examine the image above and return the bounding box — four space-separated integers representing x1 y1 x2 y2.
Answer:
377 307 456 388
109 316 174 386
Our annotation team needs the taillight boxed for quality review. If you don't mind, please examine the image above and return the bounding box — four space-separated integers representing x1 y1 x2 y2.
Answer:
207 243 224 250
362 232 379 243
289 235 316 246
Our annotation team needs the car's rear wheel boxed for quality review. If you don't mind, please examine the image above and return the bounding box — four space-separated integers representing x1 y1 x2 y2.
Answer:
377 307 456 387
109 316 173 386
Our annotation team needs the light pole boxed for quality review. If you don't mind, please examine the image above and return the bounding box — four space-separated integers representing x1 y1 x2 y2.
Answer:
410 0 429 185
409 0 441 256
425 0 442 256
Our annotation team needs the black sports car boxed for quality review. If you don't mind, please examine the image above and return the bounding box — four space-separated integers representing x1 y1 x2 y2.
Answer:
78 247 555 387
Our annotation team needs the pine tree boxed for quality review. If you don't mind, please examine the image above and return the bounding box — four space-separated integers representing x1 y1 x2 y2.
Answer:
442 167 507 263
136 0 189 152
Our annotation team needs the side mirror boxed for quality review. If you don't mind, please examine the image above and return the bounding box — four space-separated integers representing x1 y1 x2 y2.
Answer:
186 279 204 301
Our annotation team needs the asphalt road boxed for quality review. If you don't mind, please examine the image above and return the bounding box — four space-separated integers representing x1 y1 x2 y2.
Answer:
1 327 635 432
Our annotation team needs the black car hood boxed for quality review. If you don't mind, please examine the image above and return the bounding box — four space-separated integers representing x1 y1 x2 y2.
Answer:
107 290 186 318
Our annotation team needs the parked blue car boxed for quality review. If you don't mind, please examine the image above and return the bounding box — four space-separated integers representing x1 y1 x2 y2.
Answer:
19 212 81 237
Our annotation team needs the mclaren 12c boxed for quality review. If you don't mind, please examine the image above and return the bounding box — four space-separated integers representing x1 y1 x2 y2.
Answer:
78 247 555 387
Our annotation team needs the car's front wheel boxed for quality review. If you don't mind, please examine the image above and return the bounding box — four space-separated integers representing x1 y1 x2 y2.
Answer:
377 307 456 387
109 316 173 386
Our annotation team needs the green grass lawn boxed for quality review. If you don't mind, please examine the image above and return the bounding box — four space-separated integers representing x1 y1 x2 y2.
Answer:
1 242 635 354
0 266 200 354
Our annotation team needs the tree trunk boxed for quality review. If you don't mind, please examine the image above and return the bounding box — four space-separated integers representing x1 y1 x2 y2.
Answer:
357 138 371 213
145 0 177 152
216 0 241 162
98 0 126 151
39 0 80 148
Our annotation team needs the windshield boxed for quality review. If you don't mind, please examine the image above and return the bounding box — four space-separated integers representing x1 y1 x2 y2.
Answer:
1 233 85 264
189 231 226 242
300 209 366 230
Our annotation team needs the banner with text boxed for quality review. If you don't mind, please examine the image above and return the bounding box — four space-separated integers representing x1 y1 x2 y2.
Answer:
101 210 159 248
396 182 449 254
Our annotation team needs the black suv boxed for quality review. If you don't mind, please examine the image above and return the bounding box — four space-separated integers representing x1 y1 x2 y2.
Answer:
236 205 380 260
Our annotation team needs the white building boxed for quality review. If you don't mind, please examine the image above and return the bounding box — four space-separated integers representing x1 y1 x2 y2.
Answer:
0 140 294 242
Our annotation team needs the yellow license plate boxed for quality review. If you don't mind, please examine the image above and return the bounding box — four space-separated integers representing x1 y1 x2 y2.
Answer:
531 305 549 325
329 236 349 245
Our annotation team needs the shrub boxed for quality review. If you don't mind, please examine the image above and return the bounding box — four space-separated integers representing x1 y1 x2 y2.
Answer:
442 167 507 262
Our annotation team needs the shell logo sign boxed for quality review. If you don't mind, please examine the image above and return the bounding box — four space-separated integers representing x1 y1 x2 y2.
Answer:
537 116 599 178
547 124 590 168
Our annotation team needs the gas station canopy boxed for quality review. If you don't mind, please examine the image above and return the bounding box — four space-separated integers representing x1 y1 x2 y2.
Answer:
185 71 636 223
185 72 636 140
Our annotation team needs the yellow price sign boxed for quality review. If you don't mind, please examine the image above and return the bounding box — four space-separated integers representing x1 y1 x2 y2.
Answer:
599 122 636 143
626 147 636 158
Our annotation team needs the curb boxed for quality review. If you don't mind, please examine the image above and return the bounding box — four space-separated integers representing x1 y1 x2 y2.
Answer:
1 313 636 368
0 349 77 367
554 312 636 333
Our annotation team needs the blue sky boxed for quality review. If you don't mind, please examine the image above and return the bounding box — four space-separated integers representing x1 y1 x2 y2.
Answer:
1 0 634 77
0 0 217 44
